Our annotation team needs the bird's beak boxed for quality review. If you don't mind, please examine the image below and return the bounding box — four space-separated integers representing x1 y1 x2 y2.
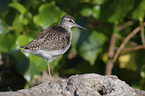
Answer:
75 24 87 30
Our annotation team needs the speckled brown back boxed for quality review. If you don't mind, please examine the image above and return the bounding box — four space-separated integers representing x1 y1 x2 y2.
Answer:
21 25 70 51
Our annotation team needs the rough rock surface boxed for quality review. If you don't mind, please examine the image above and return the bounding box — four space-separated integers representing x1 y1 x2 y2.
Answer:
0 74 145 96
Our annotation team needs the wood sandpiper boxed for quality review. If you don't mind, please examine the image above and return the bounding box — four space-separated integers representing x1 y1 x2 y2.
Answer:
21 15 86 79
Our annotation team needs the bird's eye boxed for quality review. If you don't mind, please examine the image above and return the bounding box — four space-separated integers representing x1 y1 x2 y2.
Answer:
69 20 73 23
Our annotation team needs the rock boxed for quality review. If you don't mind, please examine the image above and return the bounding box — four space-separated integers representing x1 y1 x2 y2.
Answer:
0 73 145 96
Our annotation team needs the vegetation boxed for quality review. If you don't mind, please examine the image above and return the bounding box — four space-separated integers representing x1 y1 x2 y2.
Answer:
0 0 145 91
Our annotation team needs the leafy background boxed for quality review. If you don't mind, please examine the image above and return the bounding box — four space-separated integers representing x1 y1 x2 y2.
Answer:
0 0 145 91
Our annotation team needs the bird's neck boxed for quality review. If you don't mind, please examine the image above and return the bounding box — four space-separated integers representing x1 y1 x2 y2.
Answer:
62 25 72 40
60 20 72 40
60 22 71 33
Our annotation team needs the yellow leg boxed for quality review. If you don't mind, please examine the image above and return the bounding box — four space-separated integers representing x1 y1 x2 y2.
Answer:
47 60 52 80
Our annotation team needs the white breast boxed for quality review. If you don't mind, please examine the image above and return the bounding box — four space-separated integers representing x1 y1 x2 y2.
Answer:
22 49 64 60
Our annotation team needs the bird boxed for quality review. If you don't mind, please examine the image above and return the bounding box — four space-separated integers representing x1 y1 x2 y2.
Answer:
21 15 86 79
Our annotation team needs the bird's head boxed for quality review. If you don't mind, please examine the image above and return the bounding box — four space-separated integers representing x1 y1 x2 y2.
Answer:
60 15 86 30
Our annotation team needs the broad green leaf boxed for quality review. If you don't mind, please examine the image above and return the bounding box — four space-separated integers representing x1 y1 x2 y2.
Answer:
0 33 17 52
11 8 30 34
24 54 47 82
99 0 133 23
81 5 100 19
92 5 100 19
12 14 25 33
131 0 145 20
33 1 65 27
79 31 106 65
16 35 32 47
81 7 92 17
24 22 41 38
9 2 26 14
0 18 8 35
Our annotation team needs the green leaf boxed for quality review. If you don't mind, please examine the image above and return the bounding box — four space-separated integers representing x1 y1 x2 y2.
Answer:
33 1 64 27
92 5 100 19
16 35 31 47
13 11 32 28
99 0 133 23
9 2 26 14
79 31 106 65
24 23 41 37
131 0 145 20
12 14 25 33
24 54 47 82
0 33 17 52
0 18 8 35
81 7 92 17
